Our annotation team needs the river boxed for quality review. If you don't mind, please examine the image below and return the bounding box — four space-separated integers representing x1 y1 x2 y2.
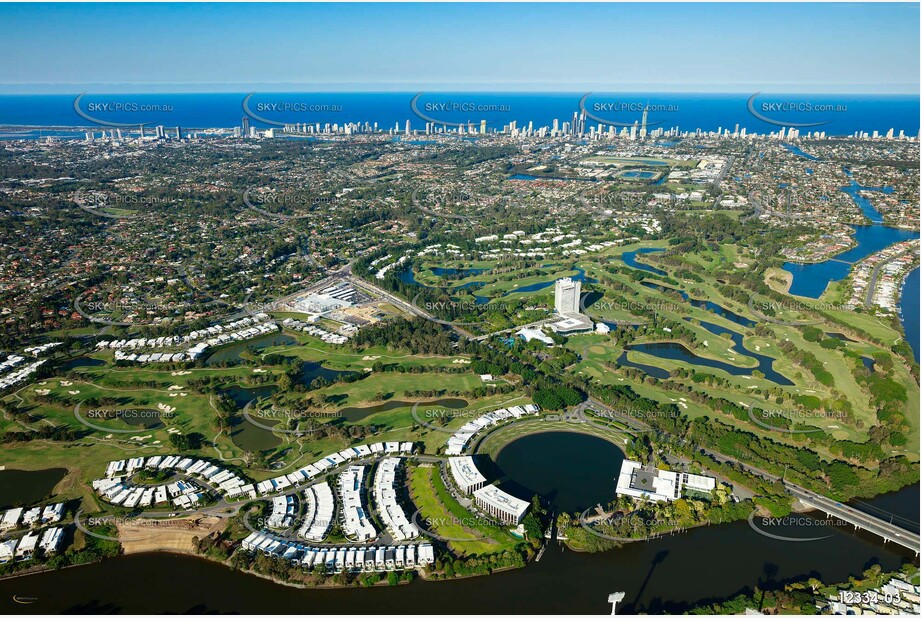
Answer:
1 430 916 614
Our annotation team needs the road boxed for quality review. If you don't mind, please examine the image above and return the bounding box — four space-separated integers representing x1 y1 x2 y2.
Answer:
572 398 919 553
863 252 902 309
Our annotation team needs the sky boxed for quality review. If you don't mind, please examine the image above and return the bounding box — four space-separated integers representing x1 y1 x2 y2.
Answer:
0 2 918 94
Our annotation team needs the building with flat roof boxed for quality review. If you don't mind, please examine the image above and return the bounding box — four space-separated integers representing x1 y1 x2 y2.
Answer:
615 459 716 502
546 312 594 335
473 484 529 525
517 327 554 345
337 466 377 541
448 456 487 494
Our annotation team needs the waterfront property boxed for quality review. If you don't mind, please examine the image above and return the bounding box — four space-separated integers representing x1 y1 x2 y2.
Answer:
448 456 487 494
615 460 715 503
241 531 435 572
445 405 539 455
473 484 530 525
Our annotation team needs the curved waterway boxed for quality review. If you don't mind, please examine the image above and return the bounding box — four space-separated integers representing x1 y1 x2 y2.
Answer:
623 341 793 385
782 172 919 298
619 317 793 386
621 248 667 276
900 267 920 361
2 486 915 614
641 281 756 327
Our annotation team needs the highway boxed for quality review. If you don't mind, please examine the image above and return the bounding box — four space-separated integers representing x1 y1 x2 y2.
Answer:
576 398 920 554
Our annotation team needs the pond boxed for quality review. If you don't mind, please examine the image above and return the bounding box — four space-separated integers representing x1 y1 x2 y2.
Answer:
338 398 467 423
61 356 106 371
491 431 625 513
230 414 282 452
624 323 794 386
204 334 297 366
0 468 67 509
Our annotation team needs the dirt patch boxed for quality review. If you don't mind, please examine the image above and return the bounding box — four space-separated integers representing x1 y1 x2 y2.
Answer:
117 515 227 555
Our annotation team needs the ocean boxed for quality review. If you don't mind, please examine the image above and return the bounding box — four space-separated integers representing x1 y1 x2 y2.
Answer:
0 92 918 136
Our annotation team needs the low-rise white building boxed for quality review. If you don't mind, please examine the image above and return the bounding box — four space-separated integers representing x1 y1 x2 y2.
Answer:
615 459 716 502
448 456 487 494
473 484 529 525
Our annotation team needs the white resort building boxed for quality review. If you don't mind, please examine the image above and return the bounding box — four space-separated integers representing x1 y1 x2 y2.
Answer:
615 459 716 503
473 484 530 525
448 456 487 494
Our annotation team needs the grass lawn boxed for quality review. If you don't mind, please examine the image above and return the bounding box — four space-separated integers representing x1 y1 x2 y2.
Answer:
407 464 518 556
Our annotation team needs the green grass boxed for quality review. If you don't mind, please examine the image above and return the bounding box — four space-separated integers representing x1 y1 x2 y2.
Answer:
408 464 518 556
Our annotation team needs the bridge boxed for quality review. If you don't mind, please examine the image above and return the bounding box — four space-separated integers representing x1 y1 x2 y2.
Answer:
784 483 919 554
578 398 920 555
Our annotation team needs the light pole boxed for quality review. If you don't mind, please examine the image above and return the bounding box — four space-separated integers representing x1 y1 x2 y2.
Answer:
608 592 625 615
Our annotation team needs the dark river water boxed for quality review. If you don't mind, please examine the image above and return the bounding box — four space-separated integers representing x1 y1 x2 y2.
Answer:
0 503 914 615
1 430 916 614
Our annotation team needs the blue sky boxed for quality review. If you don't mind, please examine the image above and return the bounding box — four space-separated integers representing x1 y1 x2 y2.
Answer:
0 3 918 93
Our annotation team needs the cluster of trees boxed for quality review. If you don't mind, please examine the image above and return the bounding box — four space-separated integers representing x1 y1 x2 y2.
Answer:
688 564 918 616
352 318 460 356
1 424 79 443
432 548 528 579
168 432 204 450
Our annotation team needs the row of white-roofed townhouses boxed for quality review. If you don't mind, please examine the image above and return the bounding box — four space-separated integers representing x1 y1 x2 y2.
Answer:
94 455 254 508
23 342 63 356
280 318 349 344
240 531 435 572
0 354 25 373
254 441 415 496
267 495 297 529
93 442 418 514
298 482 335 542
338 466 377 542
0 526 66 564
0 503 66 532
99 315 277 363
445 404 540 455
373 458 419 542
0 359 46 392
